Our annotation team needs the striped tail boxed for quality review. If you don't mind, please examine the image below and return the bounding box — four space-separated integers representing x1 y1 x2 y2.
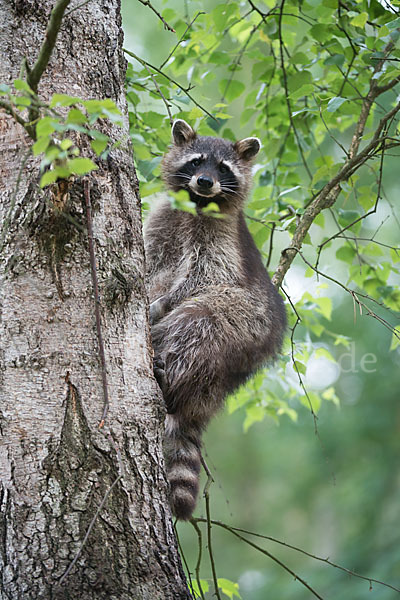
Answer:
164 415 202 520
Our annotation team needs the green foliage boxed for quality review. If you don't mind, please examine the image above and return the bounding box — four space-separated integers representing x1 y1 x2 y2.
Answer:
124 0 400 439
122 3 400 596
217 578 242 599
191 577 241 599
0 82 122 187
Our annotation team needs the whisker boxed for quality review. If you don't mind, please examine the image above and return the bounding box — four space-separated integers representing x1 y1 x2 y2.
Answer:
220 181 239 188
220 188 240 195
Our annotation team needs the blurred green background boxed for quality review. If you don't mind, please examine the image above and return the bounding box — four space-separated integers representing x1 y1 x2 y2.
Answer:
122 1 400 598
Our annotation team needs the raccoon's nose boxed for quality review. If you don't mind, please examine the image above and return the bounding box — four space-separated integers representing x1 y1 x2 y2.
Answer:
197 175 213 189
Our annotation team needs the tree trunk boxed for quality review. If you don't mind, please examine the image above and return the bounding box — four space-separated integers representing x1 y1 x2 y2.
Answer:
0 1 191 598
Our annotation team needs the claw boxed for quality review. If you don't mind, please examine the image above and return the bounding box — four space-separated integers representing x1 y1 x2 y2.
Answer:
154 358 168 395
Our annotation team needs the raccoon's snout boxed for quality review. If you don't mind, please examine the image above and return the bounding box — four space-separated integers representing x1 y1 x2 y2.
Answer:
189 174 220 197
197 175 213 189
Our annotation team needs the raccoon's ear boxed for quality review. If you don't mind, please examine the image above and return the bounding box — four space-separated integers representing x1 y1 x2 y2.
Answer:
172 120 196 145
234 137 261 161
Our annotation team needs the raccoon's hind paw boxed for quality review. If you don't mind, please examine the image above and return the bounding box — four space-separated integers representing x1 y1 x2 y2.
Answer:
154 358 168 395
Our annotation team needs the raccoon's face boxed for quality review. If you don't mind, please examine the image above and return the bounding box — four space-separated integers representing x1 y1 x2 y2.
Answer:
170 148 239 200
162 120 261 210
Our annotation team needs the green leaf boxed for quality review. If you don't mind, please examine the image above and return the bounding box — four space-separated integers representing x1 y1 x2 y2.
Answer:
244 404 265 432
310 24 331 42
350 12 368 28
300 391 321 413
60 138 74 151
14 96 31 107
67 157 98 175
67 108 87 124
210 51 231 65
315 297 332 320
40 170 59 188
336 246 356 263
36 117 57 137
219 79 245 102
50 93 79 108
212 4 238 31
390 328 400 351
294 360 307 375
218 578 241 599
322 386 340 406
338 209 360 226
169 190 196 215
386 17 400 30
315 347 336 362
32 136 51 156
82 98 120 114
201 201 221 215
91 138 108 156
136 157 162 181
327 97 346 112
192 580 209 598
14 79 32 93
324 54 345 67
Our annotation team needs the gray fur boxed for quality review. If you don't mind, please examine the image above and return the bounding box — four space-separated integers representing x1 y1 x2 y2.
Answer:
144 121 286 519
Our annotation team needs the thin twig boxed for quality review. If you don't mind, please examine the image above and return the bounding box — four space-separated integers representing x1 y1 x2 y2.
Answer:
174 523 196 596
315 137 386 271
293 247 400 338
136 0 175 32
278 0 312 180
194 519 400 594
159 12 205 69
84 179 110 428
220 22 261 103
58 473 122 584
141 62 173 125
194 518 324 599
202 462 221 600
266 222 275 269
190 519 206 600
123 49 217 122
290 313 318 433
0 100 34 138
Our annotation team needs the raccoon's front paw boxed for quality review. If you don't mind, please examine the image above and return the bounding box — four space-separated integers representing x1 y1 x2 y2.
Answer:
154 358 168 395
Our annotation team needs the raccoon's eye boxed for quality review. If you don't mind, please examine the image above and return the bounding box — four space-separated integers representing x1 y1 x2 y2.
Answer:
218 163 230 174
191 158 201 167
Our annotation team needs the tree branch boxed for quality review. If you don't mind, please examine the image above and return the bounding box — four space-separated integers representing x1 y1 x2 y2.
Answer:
194 519 400 594
0 99 35 139
272 101 400 288
194 517 324 599
27 0 72 93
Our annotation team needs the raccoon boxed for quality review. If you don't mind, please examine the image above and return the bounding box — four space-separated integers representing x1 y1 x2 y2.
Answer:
144 120 286 520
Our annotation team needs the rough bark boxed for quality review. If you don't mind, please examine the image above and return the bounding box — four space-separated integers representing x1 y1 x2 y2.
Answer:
0 1 191 598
